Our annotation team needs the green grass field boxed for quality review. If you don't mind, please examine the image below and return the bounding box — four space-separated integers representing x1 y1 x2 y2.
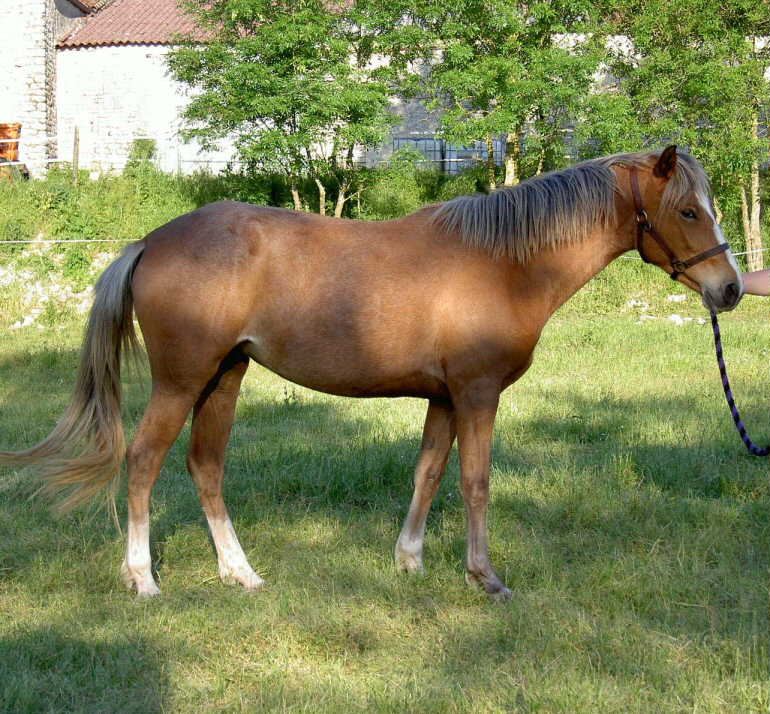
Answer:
0 257 768 712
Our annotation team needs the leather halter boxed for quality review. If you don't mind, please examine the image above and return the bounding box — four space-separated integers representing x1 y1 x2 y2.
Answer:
629 167 729 281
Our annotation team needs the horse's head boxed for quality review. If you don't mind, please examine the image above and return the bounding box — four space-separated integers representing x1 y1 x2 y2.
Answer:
631 146 742 313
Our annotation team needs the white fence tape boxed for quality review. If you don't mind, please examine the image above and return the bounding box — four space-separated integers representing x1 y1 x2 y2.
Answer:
0 238 134 245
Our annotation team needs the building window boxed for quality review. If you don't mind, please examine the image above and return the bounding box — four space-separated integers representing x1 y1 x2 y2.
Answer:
392 137 505 174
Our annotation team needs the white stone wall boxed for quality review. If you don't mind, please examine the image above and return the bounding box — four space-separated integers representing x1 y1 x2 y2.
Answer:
0 0 58 176
54 43 434 174
56 44 237 174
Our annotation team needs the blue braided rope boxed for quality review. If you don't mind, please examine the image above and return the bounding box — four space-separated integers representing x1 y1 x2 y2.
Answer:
710 311 770 456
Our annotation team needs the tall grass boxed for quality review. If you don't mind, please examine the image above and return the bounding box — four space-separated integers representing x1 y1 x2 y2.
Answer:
0 155 515 245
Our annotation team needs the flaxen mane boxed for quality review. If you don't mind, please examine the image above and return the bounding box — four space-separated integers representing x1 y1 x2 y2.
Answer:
431 150 711 263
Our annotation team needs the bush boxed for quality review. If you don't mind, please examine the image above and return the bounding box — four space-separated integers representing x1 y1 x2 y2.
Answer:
0 158 493 250
435 167 486 201
125 138 157 169
359 148 426 220
62 245 93 291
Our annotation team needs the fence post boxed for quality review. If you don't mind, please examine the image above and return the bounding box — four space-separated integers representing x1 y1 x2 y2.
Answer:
72 126 80 184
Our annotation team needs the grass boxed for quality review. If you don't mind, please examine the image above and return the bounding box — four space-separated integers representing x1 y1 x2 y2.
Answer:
0 256 768 712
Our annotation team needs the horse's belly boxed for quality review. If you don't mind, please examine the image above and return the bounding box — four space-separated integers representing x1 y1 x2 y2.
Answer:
241 337 448 400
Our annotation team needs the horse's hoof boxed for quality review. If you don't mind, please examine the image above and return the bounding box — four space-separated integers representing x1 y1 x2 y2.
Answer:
465 571 511 602
488 586 512 603
394 550 425 575
219 567 265 591
121 561 161 597
135 583 162 598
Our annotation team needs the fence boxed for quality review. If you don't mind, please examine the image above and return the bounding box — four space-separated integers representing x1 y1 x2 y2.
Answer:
2 127 580 175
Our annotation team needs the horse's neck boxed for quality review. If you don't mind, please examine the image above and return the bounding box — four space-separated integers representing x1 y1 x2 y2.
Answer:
519 227 631 316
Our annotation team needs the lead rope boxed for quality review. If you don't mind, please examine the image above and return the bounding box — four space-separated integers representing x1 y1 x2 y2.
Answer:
710 311 770 456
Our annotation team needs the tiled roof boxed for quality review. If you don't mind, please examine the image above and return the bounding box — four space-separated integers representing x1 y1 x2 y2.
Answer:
58 0 204 48
72 0 110 9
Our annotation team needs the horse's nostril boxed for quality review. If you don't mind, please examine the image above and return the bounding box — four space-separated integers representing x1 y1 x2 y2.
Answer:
724 282 740 303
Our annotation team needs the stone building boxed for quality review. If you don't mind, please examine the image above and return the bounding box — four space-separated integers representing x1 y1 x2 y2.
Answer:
0 0 95 176
0 0 238 176
55 0 236 174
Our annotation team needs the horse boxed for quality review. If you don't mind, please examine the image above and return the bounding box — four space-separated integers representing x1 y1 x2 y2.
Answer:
0 146 742 600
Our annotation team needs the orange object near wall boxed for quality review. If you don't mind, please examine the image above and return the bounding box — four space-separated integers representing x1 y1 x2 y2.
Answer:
0 123 21 162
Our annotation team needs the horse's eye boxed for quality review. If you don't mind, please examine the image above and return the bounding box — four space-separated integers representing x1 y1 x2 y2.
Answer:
680 209 697 220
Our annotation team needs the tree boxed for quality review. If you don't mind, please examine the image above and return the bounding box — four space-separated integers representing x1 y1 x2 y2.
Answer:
168 0 401 214
586 0 770 267
416 0 604 188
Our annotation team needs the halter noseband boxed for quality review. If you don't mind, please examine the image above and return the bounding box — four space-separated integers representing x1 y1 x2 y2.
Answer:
629 167 729 281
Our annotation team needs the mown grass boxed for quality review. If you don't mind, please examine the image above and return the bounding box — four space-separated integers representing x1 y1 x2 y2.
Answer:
0 256 768 712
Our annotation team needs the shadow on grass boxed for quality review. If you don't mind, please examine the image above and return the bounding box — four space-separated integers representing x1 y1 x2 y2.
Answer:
0 628 167 713
507 386 770 498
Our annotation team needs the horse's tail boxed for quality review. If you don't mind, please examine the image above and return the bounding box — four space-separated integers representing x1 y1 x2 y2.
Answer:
0 240 146 511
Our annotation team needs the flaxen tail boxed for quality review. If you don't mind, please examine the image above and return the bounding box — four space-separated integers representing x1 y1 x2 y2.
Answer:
0 240 145 511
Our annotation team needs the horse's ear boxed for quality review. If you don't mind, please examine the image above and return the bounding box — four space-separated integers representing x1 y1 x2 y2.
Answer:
653 145 678 180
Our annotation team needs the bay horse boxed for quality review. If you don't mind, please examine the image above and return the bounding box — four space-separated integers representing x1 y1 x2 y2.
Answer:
0 146 742 599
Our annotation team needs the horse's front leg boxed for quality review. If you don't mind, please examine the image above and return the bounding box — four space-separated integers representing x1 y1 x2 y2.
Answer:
454 382 511 601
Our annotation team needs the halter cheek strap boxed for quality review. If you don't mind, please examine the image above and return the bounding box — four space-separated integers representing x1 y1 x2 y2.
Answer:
629 168 729 281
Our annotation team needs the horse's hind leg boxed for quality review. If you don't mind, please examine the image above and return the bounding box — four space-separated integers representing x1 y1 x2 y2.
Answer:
395 399 456 574
187 354 263 591
122 389 196 597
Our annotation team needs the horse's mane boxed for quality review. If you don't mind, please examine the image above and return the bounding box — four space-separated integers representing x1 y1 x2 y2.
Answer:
430 150 711 262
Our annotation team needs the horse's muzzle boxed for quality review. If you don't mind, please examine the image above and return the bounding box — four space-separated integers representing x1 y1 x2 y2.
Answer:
703 281 742 313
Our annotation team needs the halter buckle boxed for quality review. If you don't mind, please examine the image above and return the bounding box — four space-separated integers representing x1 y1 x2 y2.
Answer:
671 259 688 275
635 209 650 229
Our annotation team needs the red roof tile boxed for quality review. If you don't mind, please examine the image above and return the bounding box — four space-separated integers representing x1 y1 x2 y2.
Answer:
71 0 108 10
58 0 205 47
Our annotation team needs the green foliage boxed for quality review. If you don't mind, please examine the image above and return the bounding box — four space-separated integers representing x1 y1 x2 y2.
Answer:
416 0 605 183
183 168 274 206
0 160 466 246
62 246 93 292
168 0 406 209
125 138 158 169
360 148 427 219
359 152 490 219
585 0 770 227
0 167 195 243
435 167 486 201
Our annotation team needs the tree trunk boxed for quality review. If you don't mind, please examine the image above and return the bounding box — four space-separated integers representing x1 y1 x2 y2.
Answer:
290 183 303 212
740 183 762 271
741 114 764 271
503 128 521 186
334 145 355 218
740 183 750 246
334 182 348 218
314 178 326 216
485 135 496 191
748 114 763 270
748 162 762 271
